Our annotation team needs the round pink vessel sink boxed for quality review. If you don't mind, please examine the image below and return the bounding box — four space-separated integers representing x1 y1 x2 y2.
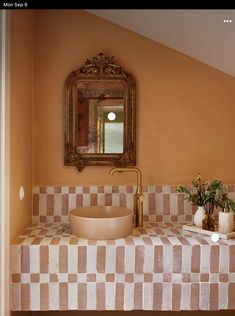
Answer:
69 206 133 240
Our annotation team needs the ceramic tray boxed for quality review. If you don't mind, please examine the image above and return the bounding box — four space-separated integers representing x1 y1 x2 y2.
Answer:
183 223 235 240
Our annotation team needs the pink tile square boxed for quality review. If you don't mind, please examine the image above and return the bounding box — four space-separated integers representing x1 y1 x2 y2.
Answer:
55 186 62 193
69 187 75 193
144 273 153 282
50 274 58 282
30 274 40 283
106 274 115 282
68 274 77 282
39 187 47 193
87 274 96 282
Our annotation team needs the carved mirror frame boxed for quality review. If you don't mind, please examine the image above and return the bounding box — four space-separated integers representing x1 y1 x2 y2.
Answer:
64 53 136 171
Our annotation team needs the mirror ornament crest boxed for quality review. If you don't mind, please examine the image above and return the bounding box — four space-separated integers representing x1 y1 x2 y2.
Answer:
64 53 136 172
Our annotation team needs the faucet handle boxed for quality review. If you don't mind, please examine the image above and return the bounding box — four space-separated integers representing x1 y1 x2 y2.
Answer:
137 193 145 202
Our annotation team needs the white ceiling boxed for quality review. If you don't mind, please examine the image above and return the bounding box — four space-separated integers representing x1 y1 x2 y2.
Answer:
87 10 235 77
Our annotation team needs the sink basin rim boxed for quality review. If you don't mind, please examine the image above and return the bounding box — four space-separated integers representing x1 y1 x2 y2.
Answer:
69 206 133 240
69 206 132 220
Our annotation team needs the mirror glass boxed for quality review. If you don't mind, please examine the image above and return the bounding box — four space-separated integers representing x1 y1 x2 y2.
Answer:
76 80 125 154
64 53 136 171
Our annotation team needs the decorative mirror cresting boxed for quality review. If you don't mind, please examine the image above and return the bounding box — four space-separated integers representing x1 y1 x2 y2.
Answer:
64 53 136 171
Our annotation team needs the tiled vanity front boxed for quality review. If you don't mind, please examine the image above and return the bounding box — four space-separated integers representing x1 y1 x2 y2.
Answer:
11 186 235 311
12 222 235 311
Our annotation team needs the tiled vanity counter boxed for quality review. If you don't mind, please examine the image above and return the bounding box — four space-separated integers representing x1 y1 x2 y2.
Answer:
11 222 235 311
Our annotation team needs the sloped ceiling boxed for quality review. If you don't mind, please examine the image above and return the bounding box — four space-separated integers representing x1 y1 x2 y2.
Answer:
87 10 235 77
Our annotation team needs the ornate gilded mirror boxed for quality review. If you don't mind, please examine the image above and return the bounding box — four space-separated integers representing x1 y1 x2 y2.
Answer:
64 53 136 171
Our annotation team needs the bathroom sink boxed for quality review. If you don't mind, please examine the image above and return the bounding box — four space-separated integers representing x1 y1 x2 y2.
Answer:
69 206 133 240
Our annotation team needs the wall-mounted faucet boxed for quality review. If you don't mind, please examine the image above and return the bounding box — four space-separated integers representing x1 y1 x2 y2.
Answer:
109 167 144 227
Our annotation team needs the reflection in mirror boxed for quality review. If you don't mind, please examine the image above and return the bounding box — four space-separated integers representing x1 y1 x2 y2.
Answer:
76 80 125 154
64 53 136 171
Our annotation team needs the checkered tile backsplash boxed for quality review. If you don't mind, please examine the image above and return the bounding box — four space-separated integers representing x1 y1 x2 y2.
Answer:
32 185 235 224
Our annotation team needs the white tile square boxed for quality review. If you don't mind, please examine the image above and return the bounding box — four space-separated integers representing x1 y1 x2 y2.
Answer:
40 237 53 245
77 273 86 282
46 216 53 224
40 274 49 283
96 240 106 246
191 273 200 282
97 193 105 205
228 273 235 282
61 186 69 194
170 193 178 215
144 246 154 273
32 187 40 194
68 283 78 309
68 246 78 273
148 215 156 222
199 283 209 310
112 193 119 206
172 273 182 283
90 186 98 193
200 245 210 273
105 282 116 310
47 187 54 194
163 245 173 273
182 245 192 273
104 185 112 193
153 273 163 282
87 246 97 273
148 186 155 193
30 245 40 273
75 186 83 194
124 283 134 310
49 245 59 273
162 186 170 193
143 283 153 310
68 194 76 210
83 194 91 207
87 283 96 310
21 273 30 283
119 186 126 193
61 216 69 223
181 283 191 310
49 283 59 310
209 273 219 283
219 245 229 273
106 246 116 273
54 194 62 215
219 282 228 309
116 273 125 282
162 283 172 310
156 194 163 214
58 273 68 282
163 215 171 223
96 273 106 282
134 274 143 282
30 283 40 310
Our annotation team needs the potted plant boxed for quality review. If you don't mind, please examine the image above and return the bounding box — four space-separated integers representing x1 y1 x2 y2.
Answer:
177 175 235 232
217 192 235 234
201 178 226 231
176 174 207 227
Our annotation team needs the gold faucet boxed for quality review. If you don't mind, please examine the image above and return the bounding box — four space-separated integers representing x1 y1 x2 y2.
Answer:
109 167 144 227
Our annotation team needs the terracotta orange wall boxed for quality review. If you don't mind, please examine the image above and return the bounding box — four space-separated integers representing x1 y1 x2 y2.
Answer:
34 10 235 186
10 10 34 241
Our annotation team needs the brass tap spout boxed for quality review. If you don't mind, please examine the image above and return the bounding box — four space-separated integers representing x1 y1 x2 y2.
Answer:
109 167 144 227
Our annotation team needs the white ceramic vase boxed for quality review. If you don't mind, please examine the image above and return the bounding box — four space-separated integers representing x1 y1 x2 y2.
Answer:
218 211 233 234
193 206 206 227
